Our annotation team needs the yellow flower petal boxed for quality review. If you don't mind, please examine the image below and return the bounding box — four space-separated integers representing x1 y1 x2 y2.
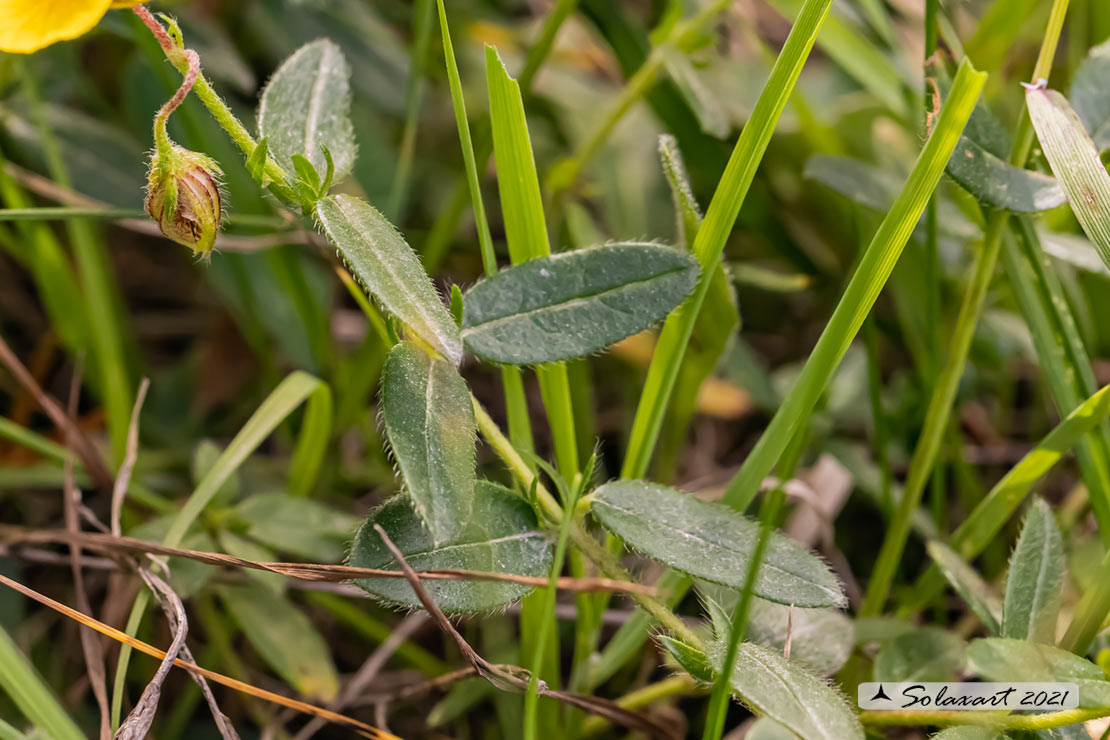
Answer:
0 0 113 54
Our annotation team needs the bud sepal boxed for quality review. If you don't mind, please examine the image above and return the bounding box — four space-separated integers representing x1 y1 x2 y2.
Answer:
144 144 223 257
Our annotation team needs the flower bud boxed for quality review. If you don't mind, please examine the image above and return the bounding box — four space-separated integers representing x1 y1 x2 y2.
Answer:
144 145 222 257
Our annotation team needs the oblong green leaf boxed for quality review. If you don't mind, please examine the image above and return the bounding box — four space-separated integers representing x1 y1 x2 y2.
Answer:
691 640 863 740
930 58 1064 213
591 480 845 608
945 134 1065 212
1026 84 1110 270
234 492 359 562
258 39 356 183
316 195 462 364
803 154 978 238
461 243 699 364
927 541 1002 635
746 599 853 676
659 636 714 682
745 718 801 740
349 482 552 613
218 582 340 702
967 638 1110 708
874 627 966 682
1002 498 1064 643
382 341 476 545
700 585 852 677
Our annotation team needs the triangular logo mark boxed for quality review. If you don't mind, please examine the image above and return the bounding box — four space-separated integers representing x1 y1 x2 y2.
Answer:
870 684 891 702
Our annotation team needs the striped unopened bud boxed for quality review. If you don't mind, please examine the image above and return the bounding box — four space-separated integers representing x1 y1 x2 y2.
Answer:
144 145 222 256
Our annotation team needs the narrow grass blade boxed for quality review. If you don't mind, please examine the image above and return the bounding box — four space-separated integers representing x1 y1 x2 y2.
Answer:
723 59 985 509
113 371 332 726
1000 218 1110 537
485 46 552 264
703 487 786 740
519 0 580 92
0 626 85 740
1061 547 1110 654
906 382 1110 611
20 65 133 462
621 0 839 480
1026 84 1110 269
389 0 435 216
0 154 89 356
435 0 534 453
655 135 740 480
485 44 578 479
524 464 584 740
1068 38 1110 152
767 0 910 118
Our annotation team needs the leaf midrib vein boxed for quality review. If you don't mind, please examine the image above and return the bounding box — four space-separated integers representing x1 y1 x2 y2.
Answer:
462 263 691 337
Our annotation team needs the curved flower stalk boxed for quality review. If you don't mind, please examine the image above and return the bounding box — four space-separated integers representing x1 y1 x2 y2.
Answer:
141 48 224 257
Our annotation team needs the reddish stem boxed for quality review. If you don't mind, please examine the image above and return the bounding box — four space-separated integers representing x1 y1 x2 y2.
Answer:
157 49 199 123
132 5 174 52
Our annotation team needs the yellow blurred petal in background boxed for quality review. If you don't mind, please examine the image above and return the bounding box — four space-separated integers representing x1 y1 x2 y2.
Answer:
0 0 116 54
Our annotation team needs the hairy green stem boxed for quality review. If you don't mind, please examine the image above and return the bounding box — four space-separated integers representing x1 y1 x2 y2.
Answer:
132 6 292 192
861 706 1110 730
471 395 701 647
579 676 698 737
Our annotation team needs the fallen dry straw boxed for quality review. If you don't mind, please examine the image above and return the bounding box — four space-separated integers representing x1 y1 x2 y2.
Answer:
0 525 657 596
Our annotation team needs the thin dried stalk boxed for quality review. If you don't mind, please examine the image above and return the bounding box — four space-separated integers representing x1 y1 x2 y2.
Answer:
0 334 113 491
0 526 654 595
0 571 397 739
110 378 149 537
62 365 111 740
293 612 428 740
372 525 679 739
